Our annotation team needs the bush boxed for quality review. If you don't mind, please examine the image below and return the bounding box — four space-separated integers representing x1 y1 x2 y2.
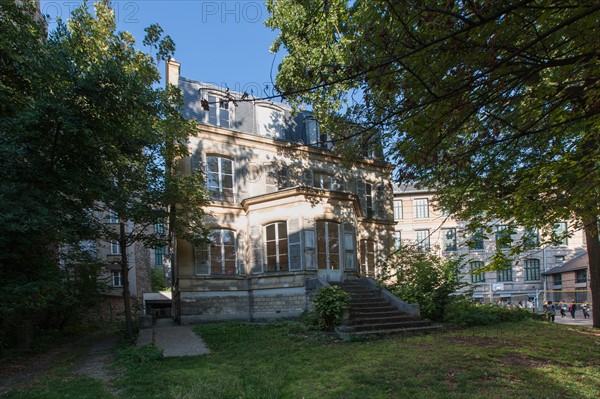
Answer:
380 244 468 320
443 300 533 327
312 286 351 330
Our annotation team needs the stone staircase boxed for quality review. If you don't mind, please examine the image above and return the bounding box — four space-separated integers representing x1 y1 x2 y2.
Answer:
332 280 442 339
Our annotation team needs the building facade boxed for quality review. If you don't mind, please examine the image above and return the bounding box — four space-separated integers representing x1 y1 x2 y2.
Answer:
393 184 589 305
168 59 395 324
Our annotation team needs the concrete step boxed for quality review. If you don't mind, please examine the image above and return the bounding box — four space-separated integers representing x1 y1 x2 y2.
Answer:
336 324 445 340
337 320 433 333
348 314 419 325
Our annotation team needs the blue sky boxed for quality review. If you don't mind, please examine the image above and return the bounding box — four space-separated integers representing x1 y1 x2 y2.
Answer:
40 1 283 96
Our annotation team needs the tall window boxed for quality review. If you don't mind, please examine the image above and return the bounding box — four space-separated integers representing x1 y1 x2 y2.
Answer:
206 156 234 202
110 240 121 255
414 199 429 219
207 95 230 128
524 259 541 281
553 222 568 246
265 222 288 272
361 239 376 277
305 118 319 146
154 221 165 235
195 229 236 275
497 264 513 282
112 270 123 287
469 228 485 251
154 246 167 267
442 228 457 252
365 183 374 218
415 229 430 251
394 231 402 250
316 221 340 270
470 261 486 283
393 200 403 220
495 225 512 249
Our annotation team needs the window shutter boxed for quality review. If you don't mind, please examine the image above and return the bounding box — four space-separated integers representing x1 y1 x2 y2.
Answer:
249 226 263 274
356 179 366 216
191 151 203 173
288 218 302 271
375 184 385 219
237 231 246 275
194 244 209 275
342 223 356 270
265 163 277 193
302 170 314 187
303 218 316 269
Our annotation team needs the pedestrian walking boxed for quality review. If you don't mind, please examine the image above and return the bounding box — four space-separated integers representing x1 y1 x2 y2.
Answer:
544 301 556 322
558 300 567 317
569 300 577 319
582 301 591 319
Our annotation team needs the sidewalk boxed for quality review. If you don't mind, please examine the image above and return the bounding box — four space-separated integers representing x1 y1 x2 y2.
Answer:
553 315 594 327
137 318 211 357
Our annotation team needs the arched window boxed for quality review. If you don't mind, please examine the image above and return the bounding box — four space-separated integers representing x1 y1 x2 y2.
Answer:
264 222 289 272
194 229 237 275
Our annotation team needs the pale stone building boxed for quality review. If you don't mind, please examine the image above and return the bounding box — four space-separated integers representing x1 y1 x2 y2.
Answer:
393 184 589 305
167 60 395 323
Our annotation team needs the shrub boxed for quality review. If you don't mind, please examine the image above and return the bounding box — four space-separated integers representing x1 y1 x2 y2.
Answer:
380 243 469 320
312 286 351 330
443 300 533 327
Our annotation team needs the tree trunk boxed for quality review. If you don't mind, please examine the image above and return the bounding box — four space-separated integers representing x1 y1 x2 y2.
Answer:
583 217 600 328
120 219 134 339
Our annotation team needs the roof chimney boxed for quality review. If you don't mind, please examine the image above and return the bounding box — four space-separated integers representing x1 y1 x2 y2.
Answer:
166 58 180 87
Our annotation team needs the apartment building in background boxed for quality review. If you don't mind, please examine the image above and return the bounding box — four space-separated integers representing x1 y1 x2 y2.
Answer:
393 184 590 305
167 59 395 324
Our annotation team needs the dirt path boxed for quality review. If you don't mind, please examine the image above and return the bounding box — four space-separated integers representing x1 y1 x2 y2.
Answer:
0 333 121 396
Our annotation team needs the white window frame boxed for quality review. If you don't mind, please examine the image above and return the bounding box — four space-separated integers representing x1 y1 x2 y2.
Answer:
112 270 123 287
206 155 235 202
316 221 341 270
203 93 232 128
110 240 121 255
415 229 430 251
393 200 403 221
108 209 119 224
264 221 289 272
413 198 429 219
195 229 237 276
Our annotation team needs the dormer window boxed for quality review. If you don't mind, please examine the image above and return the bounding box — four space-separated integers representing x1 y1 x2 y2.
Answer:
199 91 232 128
257 104 284 139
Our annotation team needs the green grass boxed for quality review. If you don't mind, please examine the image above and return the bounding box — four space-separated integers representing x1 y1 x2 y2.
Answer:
3 320 600 399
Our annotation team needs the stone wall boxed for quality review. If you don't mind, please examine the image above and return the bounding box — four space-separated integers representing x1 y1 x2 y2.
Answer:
179 286 307 324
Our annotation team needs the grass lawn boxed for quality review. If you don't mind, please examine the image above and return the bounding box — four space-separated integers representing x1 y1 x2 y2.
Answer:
3 320 599 399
